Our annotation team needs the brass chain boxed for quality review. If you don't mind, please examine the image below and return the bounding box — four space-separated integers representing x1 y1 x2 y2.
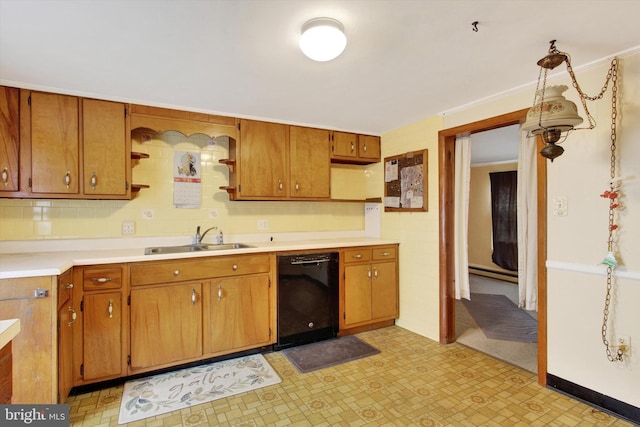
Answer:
599 58 623 362
565 56 618 130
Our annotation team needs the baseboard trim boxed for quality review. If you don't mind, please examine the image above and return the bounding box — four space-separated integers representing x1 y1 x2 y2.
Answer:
547 374 640 425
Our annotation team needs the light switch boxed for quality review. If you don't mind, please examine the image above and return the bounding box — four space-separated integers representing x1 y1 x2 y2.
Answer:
553 196 568 216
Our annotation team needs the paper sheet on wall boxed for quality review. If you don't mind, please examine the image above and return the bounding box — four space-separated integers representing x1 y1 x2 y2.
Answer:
400 164 424 208
173 151 201 208
385 159 398 182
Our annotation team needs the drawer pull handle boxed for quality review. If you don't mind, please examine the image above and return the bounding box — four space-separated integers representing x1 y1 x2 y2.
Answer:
380 252 390 256
350 142 355 153
192 289 197 305
63 283 74 289
91 277 113 284
64 171 71 189
0 289 48 301
217 285 222 301
174 270 180 276
67 306 77 326
232 264 238 271
352 254 363 259
108 298 113 318
367 267 371 279
374 268 378 279
1 167 8 186
278 179 283 191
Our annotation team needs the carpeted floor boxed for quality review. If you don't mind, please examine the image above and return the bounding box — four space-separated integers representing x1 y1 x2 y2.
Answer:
456 275 538 373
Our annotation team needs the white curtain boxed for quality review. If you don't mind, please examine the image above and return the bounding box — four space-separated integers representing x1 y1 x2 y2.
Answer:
454 134 471 300
517 129 538 310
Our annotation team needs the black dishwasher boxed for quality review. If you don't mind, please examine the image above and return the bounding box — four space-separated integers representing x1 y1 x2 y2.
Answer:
276 252 339 350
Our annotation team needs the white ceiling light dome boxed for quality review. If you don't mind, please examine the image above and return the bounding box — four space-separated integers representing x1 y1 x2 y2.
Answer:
299 17 347 62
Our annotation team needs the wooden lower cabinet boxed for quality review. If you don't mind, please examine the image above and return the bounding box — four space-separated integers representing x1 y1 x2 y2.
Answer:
341 245 399 332
57 269 74 403
130 283 203 370
0 276 57 403
205 274 271 354
72 265 128 387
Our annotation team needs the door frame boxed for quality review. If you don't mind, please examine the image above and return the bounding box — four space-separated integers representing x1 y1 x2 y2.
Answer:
437 108 548 386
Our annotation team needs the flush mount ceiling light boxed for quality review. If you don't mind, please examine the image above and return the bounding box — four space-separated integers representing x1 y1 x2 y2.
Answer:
299 17 347 62
522 40 618 161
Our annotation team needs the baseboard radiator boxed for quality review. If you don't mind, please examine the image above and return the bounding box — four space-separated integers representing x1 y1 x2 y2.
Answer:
468 265 518 283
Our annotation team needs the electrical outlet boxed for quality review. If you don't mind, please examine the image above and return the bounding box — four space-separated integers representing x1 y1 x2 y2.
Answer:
121 220 135 235
257 219 269 230
617 336 631 356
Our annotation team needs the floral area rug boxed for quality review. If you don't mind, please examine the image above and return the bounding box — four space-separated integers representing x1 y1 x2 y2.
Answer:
118 354 281 424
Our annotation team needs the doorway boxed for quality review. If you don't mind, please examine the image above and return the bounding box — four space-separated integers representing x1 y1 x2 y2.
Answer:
437 109 548 385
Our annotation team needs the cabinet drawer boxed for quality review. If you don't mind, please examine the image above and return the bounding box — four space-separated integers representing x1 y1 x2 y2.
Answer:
343 248 371 263
372 246 397 261
131 254 271 286
83 267 122 290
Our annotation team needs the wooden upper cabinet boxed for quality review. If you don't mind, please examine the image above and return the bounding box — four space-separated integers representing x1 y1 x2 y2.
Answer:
331 131 358 161
83 99 130 197
238 119 289 199
358 134 381 161
289 126 330 199
330 132 380 164
29 91 80 195
0 87 20 192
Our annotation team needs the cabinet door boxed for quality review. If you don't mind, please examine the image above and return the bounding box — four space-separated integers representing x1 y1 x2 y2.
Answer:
331 131 358 160
371 261 398 320
343 264 372 326
0 87 19 192
130 283 202 369
82 292 122 381
83 99 129 196
289 126 330 199
30 91 79 194
358 135 381 161
207 275 271 354
238 119 288 198
58 302 74 402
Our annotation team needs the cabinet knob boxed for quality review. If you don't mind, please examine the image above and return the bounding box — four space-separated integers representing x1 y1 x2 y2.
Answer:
90 172 97 190
351 142 355 153
174 270 180 276
232 264 238 271
295 181 299 192
63 283 74 289
1 167 8 186
363 144 367 153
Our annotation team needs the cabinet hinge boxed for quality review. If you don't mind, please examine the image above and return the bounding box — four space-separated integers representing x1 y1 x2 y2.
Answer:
27 95 31 106
125 182 129 190
127 295 131 306
237 122 241 131
80 364 84 376
268 278 271 288
80 300 84 312
238 184 241 193
28 177 32 188
127 355 131 366
124 107 128 118
343 312 346 320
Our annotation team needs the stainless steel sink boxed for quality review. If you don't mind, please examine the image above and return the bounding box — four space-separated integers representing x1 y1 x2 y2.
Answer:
144 243 254 255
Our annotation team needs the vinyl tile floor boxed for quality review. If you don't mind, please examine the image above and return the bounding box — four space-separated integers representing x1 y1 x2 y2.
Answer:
66 326 634 426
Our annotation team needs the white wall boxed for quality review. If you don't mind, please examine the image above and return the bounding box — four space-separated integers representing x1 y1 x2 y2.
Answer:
442 50 640 408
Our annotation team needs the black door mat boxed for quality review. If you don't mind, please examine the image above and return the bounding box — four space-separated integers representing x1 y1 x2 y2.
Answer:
282 335 380 373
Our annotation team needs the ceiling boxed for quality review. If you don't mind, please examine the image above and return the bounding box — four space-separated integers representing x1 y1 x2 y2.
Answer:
1 0 639 136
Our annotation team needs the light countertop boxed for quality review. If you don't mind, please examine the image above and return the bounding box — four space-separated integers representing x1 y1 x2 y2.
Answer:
0 235 398 279
0 319 20 350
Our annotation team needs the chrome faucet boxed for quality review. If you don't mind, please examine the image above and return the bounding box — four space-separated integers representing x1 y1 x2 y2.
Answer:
195 225 217 244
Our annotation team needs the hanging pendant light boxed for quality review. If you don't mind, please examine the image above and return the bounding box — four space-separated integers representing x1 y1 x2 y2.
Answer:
299 18 347 62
